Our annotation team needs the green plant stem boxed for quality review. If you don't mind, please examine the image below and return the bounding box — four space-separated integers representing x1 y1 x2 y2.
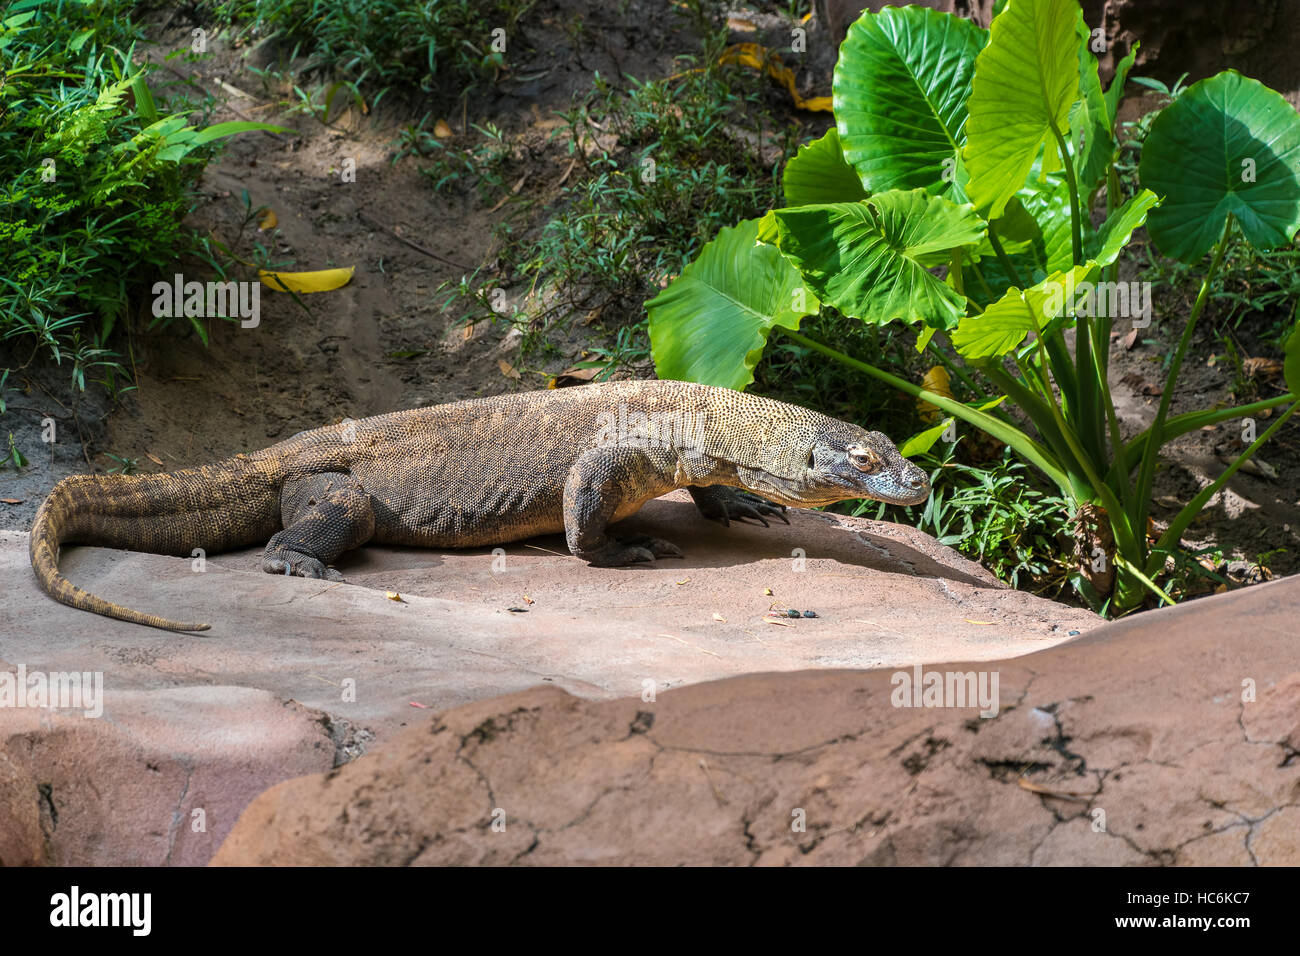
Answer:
1118 392 1295 476
778 327 1071 491
1049 121 1084 267
1024 308 1139 558
967 258 996 302
949 248 964 296
1113 552 1176 607
986 224 1023 289
1094 261 1128 506
1132 214 1235 540
1151 399 1300 566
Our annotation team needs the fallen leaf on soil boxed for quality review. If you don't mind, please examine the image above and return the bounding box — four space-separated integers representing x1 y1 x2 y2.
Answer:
712 613 726 623
1 498 22 504
1120 372 1162 396
258 266 354 293
1242 357 1283 381
498 359 521 380
522 595 534 605
434 119 453 138
146 453 164 466
1119 327 1139 350
1223 455 1278 480
549 366 601 388
717 43 832 111
385 590 406 603
257 208 277 230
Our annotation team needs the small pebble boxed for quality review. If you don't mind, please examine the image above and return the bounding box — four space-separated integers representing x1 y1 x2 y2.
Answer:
1067 629 1079 636
787 609 800 618
803 610 817 618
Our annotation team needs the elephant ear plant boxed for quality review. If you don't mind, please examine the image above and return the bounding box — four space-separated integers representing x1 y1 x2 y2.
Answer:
646 0 1300 615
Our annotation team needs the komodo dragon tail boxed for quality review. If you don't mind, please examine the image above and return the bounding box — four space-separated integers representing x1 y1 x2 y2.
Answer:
30 461 283 632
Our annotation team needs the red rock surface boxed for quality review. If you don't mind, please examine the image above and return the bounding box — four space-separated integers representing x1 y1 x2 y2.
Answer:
0 495 1093 864
213 575 1300 866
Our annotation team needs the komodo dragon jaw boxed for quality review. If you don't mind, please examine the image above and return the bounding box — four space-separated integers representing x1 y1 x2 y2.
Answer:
29 379 930 632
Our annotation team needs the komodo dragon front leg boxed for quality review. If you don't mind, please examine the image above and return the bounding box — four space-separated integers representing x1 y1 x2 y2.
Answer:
262 473 375 579
564 445 687 566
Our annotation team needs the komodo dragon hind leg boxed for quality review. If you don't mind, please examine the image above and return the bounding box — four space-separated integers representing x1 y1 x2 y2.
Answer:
263 472 375 580
564 446 683 566
688 485 789 528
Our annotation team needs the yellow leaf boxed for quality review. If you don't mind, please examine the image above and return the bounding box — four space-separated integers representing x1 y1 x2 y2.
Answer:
258 267 354 293
718 43 831 112
917 366 953 423
385 590 406 603
257 208 277 230
498 359 521 380
434 118 453 138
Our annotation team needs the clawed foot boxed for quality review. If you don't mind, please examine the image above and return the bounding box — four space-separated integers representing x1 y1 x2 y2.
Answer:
691 486 789 528
580 534 685 566
264 551 345 581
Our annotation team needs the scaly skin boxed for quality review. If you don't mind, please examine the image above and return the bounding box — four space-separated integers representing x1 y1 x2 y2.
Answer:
30 380 930 632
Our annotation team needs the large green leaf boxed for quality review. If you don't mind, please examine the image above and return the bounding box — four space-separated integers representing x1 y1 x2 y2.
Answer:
767 189 986 329
963 0 1080 218
952 264 1092 359
782 128 868 207
1071 10 1115 196
647 220 820 390
833 6 986 195
1090 188 1160 266
1103 41 1139 127
1140 70 1300 262
1018 173 1075 274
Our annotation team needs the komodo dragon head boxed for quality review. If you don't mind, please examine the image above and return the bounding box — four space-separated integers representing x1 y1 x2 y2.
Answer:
799 420 931 508
730 412 931 509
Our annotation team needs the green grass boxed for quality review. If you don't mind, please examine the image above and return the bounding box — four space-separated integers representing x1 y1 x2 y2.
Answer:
1 0 295 403
210 0 535 111
1 0 238 395
437 33 802 379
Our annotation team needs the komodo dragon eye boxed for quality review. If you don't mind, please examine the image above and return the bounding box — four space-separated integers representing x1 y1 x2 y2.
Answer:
848 448 882 473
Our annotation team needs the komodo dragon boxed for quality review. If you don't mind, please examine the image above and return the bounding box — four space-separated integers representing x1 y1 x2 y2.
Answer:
30 379 930 632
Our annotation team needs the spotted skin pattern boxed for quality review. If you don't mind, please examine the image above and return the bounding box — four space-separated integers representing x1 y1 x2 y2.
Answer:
30 380 930 631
